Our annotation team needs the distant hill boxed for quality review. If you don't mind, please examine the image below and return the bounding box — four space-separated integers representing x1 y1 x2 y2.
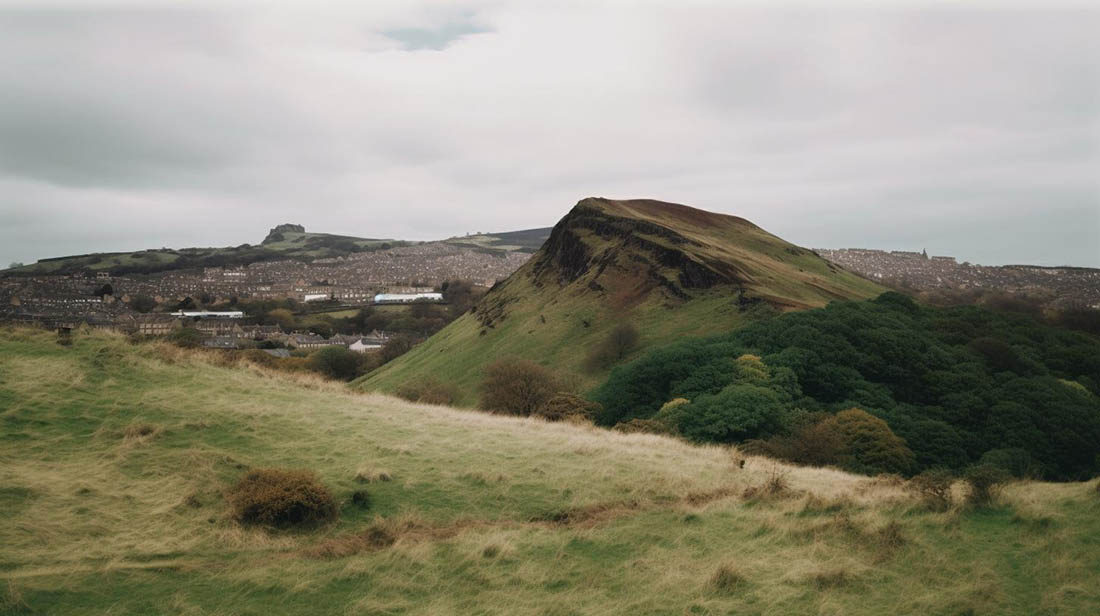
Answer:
358 197 884 405
443 228 553 254
0 224 549 278
0 224 402 277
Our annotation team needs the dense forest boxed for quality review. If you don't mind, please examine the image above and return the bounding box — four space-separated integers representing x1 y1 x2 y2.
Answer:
592 292 1100 480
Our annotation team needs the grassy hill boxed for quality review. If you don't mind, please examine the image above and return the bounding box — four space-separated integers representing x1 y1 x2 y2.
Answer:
0 225 400 277
359 198 884 405
2 328 1098 615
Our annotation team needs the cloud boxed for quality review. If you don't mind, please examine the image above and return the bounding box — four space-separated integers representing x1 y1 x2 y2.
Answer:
0 2 1096 268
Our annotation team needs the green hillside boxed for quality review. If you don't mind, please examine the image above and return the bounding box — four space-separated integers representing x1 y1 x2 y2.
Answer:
359 198 884 405
2 329 1098 615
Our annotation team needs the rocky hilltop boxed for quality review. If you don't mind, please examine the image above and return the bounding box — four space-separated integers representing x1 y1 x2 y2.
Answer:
360 197 884 404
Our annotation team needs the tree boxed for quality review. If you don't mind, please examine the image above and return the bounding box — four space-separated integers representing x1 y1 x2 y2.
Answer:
666 384 788 443
584 322 640 370
308 347 363 381
480 358 559 415
93 283 114 297
130 295 156 313
8 261 23 269
267 308 296 330
380 335 414 364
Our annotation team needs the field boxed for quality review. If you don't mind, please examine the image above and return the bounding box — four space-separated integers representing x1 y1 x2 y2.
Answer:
2 329 1098 615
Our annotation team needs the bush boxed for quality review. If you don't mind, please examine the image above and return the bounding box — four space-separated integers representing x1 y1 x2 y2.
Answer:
979 448 1039 479
395 378 459 405
747 413 845 468
964 464 1010 508
907 468 955 512
824 409 915 475
584 323 640 370
169 327 203 349
533 393 602 422
480 358 559 415
308 346 363 381
228 468 337 528
613 417 675 435
665 384 788 443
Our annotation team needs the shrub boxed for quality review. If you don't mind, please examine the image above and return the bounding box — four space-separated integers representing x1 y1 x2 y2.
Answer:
964 464 1010 508
613 417 675 435
480 358 559 415
667 384 788 443
395 378 458 405
350 490 371 509
533 392 602 422
709 564 745 594
584 323 640 370
747 413 844 467
307 346 363 381
824 409 915 475
907 468 955 512
979 448 1039 479
228 468 337 528
169 327 203 349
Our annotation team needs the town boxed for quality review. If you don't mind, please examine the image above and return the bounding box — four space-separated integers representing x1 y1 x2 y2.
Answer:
815 248 1100 309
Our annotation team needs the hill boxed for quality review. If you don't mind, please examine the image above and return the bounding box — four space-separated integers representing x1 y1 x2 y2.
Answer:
2 224 550 279
443 227 553 253
359 198 884 405
1 329 1097 615
0 224 401 277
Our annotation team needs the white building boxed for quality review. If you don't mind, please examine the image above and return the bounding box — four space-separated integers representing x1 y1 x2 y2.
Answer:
372 292 443 304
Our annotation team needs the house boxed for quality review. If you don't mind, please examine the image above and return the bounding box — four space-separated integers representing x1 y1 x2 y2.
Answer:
349 338 382 353
261 348 291 358
287 334 341 349
239 324 283 340
196 320 243 337
133 313 182 336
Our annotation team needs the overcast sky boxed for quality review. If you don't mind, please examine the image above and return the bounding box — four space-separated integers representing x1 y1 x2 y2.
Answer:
1 1 1097 268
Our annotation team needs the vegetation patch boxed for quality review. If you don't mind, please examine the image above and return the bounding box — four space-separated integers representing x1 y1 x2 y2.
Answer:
228 468 337 528
708 564 746 594
395 378 459 405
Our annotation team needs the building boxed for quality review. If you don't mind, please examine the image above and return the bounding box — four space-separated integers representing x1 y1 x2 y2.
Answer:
132 314 182 336
372 292 443 304
170 310 245 318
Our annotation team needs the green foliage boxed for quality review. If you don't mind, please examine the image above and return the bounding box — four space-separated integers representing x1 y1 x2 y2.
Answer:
662 384 787 443
480 358 559 415
825 409 915 475
307 347 363 381
592 292 1100 479
228 468 337 528
168 327 203 349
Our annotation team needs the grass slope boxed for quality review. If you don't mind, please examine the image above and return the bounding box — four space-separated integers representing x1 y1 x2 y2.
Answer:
2 329 1098 615
360 198 884 405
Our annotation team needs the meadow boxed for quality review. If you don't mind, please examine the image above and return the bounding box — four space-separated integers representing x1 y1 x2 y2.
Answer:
1 328 1098 615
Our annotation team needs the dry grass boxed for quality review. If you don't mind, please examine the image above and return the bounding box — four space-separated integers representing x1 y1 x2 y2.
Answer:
1 328 1098 615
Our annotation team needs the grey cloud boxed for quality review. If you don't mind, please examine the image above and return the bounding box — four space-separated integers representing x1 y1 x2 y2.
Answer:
0 3 1096 269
